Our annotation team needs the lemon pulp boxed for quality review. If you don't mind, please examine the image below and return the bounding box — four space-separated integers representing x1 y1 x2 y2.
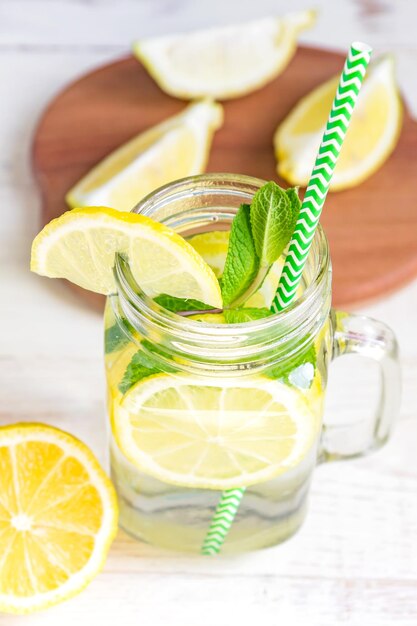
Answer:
66 100 223 211
0 424 117 614
275 55 403 190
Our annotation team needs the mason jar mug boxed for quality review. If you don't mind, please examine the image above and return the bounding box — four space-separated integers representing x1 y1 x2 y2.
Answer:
104 174 400 554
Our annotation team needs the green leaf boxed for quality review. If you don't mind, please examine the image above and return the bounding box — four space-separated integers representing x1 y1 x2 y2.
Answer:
224 307 272 324
285 186 302 216
250 181 300 266
118 341 176 394
105 320 134 354
220 204 260 306
118 351 160 394
267 341 316 388
154 293 216 313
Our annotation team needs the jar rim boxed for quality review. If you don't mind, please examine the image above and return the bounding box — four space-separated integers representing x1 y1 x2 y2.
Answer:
116 173 330 333
112 173 332 372
114 227 329 334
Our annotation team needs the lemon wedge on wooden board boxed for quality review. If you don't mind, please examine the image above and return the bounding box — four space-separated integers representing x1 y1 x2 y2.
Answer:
0 424 118 614
274 55 403 190
133 11 315 100
66 100 223 212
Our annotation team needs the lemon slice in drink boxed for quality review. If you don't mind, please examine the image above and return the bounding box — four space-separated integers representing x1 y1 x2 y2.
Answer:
188 230 285 308
187 231 229 277
66 100 223 212
0 424 117 614
113 374 318 489
31 206 222 307
275 55 403 190
133 11 315 100
189 312 226 323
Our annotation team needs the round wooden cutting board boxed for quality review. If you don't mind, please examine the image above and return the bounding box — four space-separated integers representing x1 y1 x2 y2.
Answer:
32 46 417 311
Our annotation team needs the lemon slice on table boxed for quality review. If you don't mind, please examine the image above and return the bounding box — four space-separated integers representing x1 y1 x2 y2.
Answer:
0 424 117 614
112 374 318 490
133 11 315 100
31 206 222 307
188 230 286 308
66 100 223 212
275 55 403 190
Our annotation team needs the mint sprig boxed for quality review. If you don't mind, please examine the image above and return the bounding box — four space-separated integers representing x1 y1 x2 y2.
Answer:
154 293 217 315
220 182 300 308
223 307 272 324
220 204 260 307
250 182 300 266
105 319 136 354
119 341 176 394
119 351 160 394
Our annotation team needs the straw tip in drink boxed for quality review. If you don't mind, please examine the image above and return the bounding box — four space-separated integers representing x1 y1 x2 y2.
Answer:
351 41 373 54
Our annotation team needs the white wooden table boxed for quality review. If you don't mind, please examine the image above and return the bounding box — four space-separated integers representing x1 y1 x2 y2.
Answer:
1 1 416 624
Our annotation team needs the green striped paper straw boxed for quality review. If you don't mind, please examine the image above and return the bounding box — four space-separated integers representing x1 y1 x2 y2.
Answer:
201 41 372 556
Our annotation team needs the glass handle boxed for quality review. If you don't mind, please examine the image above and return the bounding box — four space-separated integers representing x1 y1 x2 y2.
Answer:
320 310 401 462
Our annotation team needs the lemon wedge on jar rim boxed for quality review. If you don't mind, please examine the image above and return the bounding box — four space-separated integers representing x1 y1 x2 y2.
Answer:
275 55 403 190
30 206 222 308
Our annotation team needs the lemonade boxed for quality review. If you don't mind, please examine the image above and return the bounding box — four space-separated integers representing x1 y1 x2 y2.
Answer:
32 174 333 554
102 175 332 553
31 173 399 557
105 300 329 553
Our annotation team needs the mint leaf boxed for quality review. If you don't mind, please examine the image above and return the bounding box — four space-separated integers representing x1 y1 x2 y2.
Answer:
219 183 300 307
118 351 160 394
154 293 216 314
267 342 316 388
118 341 176 394
250 181 300 266
285 186 302 216
220 204 260 306
105 320 135 354
224 308 272 324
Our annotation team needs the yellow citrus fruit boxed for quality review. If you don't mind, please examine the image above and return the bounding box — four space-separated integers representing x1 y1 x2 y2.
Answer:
274 55 403 190
0 424 118 614
188 230 298 308
66 100 223 212
187 231 229 278
188 313 226 323
133 11 315 100
112 373 318 490
31 206 222 307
